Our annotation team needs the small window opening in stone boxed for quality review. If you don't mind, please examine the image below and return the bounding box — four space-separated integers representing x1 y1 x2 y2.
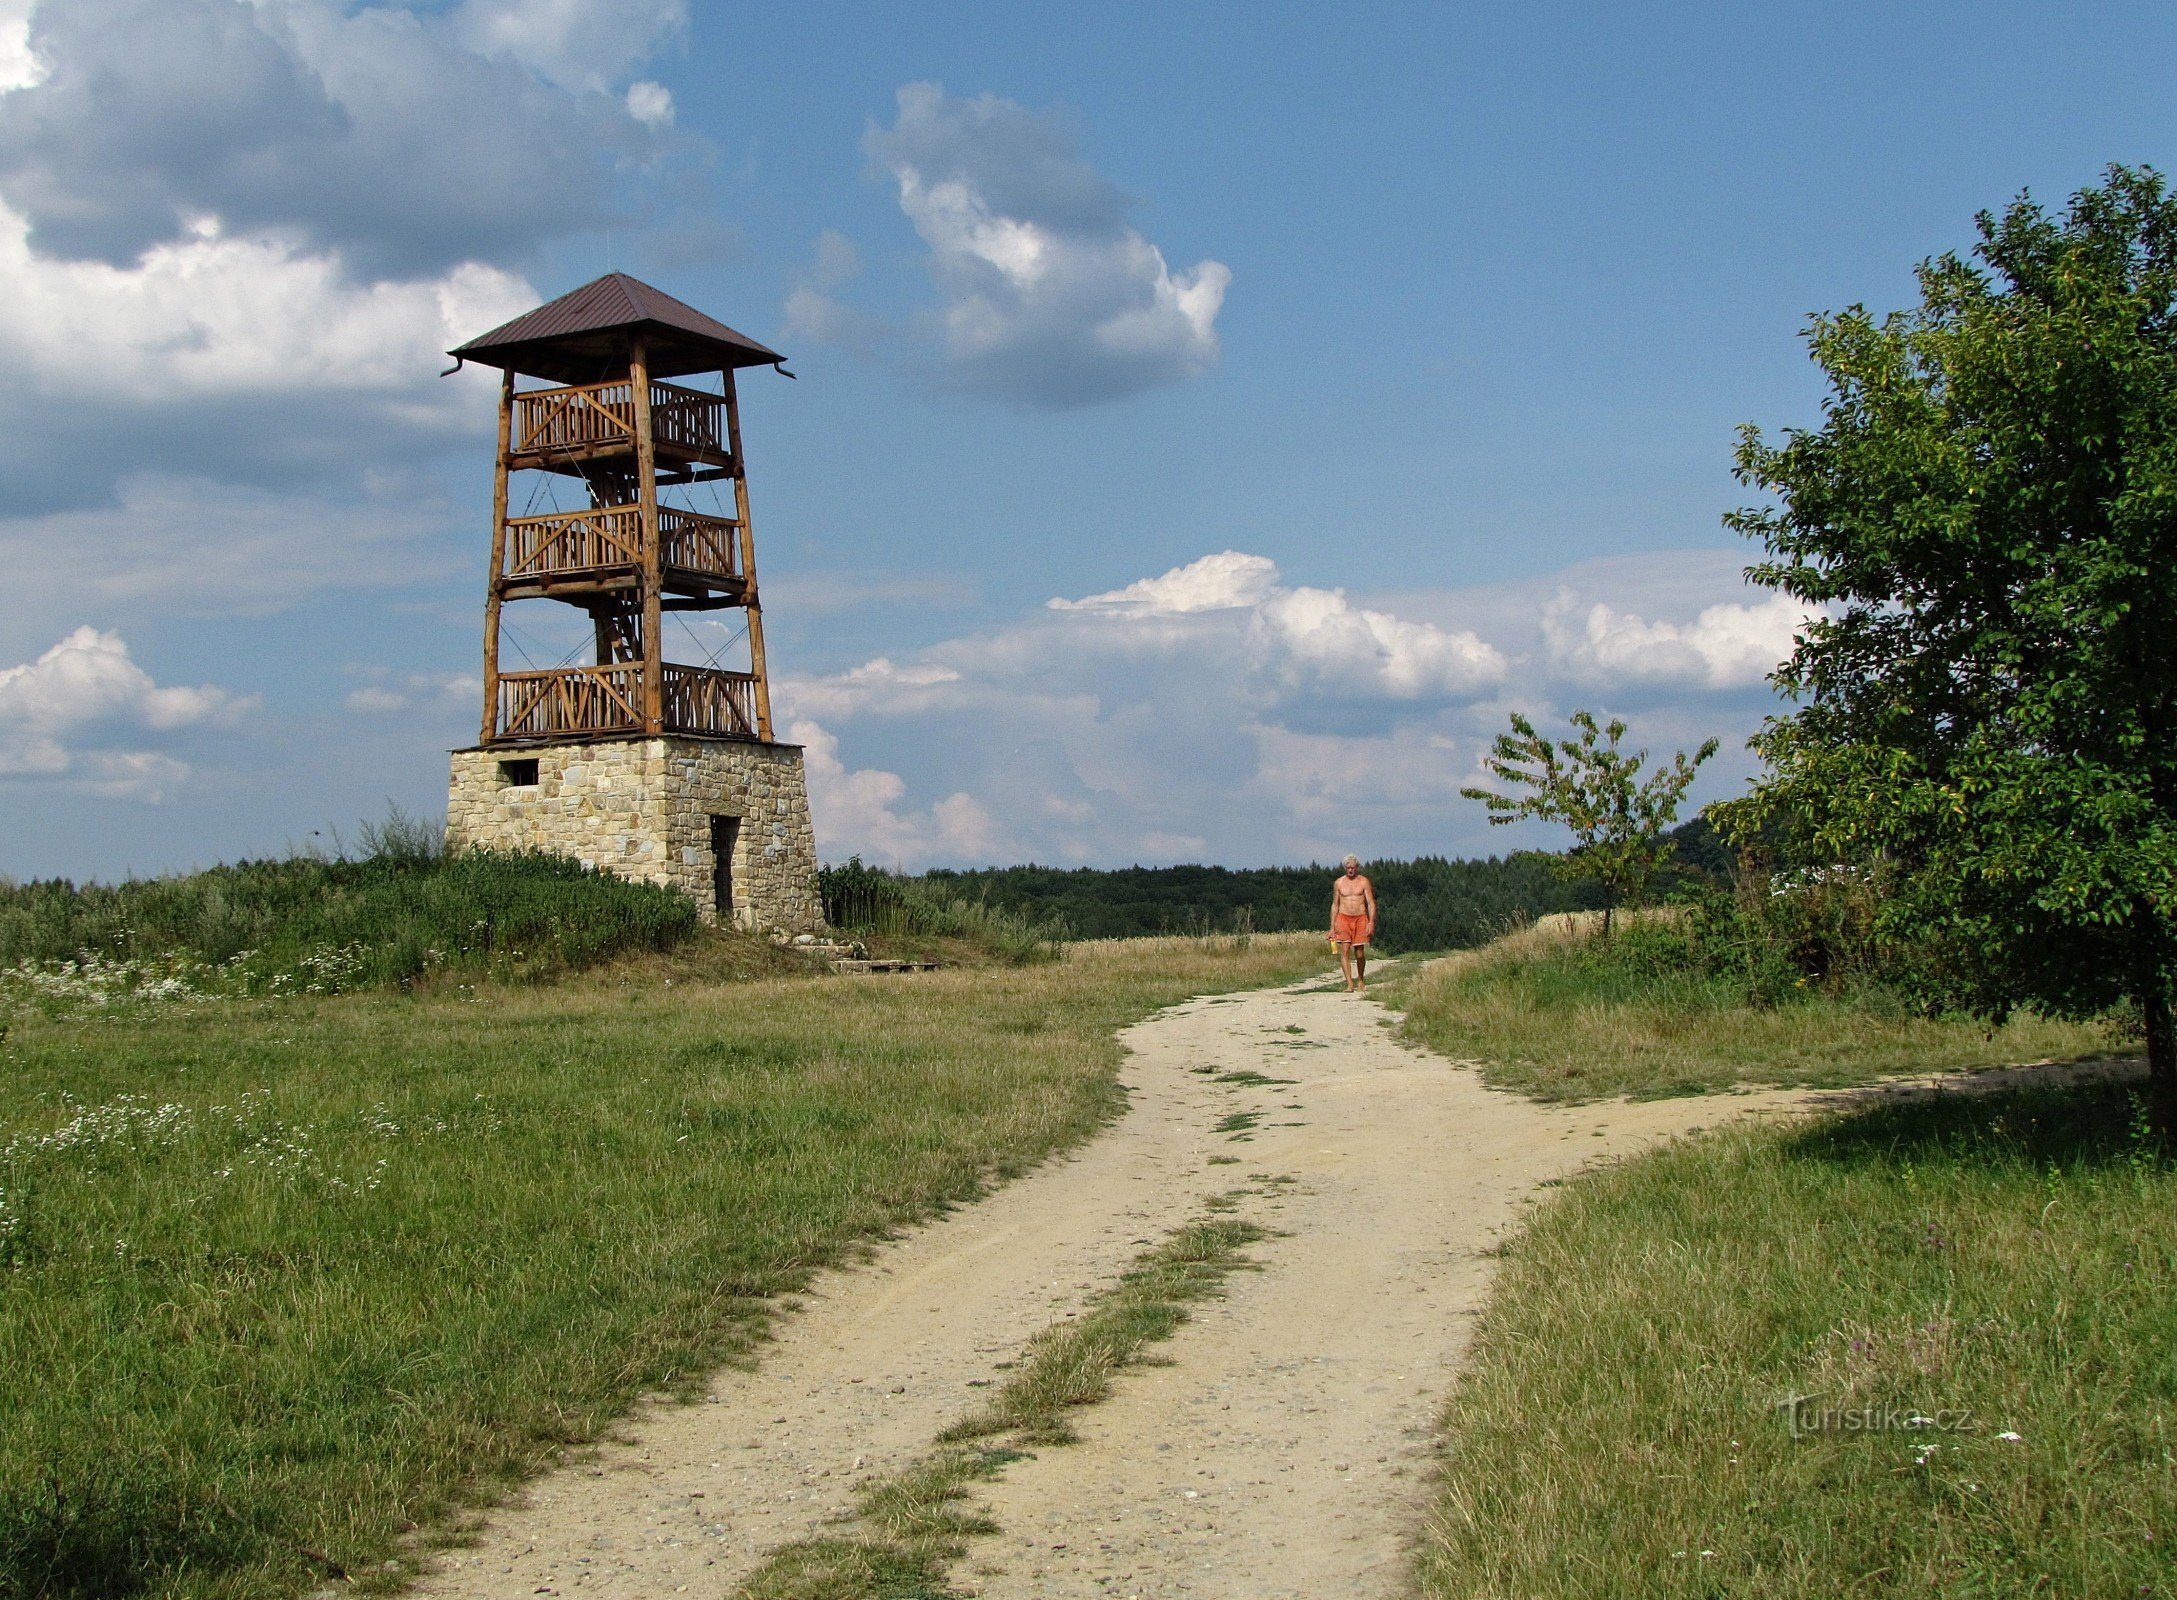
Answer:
499 758 540 787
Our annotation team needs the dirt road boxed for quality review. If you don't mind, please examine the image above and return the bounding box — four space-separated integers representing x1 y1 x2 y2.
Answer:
415 969 1813 1599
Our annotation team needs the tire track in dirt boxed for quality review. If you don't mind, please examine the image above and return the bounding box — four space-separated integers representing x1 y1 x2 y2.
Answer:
412 971 1818 1599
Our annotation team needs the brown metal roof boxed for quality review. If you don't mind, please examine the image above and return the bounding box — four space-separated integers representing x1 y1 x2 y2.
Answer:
450 272 784 383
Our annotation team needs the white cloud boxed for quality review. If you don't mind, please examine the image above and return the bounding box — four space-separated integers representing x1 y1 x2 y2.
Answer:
1050 550 1278 614
854 82 1229 408
0 0 676 275
774 547 1800 868
0 200 529 406
625 80 674 128
1544 589 1812 689
452 0 685 94
784 658 966 721
792 718 1008 866
0 627 245 799
0 0 44 93
1251 584 1506 700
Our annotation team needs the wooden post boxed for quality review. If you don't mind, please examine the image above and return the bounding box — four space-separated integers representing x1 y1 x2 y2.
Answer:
480 367 514 744
724 369 774 741
631 339 664 735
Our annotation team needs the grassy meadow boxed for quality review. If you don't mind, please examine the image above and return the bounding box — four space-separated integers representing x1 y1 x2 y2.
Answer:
1390 914 2122 1101
1420 1075 2177 1598
1394 914 2169 1597
0 930 1328 1600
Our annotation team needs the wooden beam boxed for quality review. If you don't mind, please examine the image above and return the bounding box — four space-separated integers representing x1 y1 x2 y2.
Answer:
480 367 514 744
632 339 664 735
724 368 775 741
653 466 739 487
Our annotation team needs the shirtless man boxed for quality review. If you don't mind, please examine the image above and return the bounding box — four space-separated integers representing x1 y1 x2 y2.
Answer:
1329 854 1377 993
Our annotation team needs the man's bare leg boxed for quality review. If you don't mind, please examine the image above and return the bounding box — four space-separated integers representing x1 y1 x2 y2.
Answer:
1336 939 1355 991
1353 943 1368 993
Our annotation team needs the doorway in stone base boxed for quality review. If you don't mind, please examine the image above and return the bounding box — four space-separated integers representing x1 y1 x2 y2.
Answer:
709 815 740 925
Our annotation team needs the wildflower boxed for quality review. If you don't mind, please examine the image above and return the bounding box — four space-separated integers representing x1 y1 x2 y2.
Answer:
1995 1430 2024 1444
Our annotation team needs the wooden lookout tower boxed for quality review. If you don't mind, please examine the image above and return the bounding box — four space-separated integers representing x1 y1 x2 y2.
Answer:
441 273 823 932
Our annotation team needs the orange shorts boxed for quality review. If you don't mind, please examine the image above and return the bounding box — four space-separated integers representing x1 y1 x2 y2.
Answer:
1332 913 1372 945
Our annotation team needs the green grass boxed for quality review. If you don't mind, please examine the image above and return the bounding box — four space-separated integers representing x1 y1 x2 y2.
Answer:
1420 1074 2177 1598
0 934 1328 1600
1391 915 2122 1101
0 846 700 998
736 1211 1268 1600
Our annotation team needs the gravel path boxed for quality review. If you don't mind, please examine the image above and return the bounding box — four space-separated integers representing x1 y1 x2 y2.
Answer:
414 970 1815 1599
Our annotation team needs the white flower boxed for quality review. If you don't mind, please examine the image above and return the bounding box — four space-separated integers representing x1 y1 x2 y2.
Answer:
1995 1430 2023 1444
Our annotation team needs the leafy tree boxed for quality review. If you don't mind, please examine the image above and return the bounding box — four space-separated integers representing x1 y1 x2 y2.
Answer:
1726 164 2177 1140
1462 710 1718 939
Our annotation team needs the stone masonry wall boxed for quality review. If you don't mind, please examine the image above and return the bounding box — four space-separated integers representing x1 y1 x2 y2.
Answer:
446 736 824 933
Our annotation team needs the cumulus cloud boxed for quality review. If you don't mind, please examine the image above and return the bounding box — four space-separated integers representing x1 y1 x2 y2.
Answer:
773 547 1810 868
624 80 674 128
0 4 551 505
1050 550 1278 615
0 627 244 798
0 0 674 276
1544 589 1812 689
792 718 1008 866
0 0 43 93
851 82 1229 408
450 0 685 93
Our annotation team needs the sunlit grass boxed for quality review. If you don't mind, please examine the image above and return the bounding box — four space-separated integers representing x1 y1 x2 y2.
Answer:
0 933 1328 1599
1389 914 2123 1101
1420 1077 2177 1597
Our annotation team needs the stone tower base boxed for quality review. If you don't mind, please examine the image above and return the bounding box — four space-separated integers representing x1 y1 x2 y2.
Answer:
446 736 824 933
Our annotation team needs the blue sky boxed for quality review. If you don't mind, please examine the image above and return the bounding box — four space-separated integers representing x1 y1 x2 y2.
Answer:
0 0 2169 878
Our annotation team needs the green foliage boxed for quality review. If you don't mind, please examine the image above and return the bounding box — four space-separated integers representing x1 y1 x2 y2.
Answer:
818 856 1065 963
1462 710 1718 937
1421 1080 2177 1597
1683 867 1889 1006
1726 163 2177 1133
913 851 1621 953
0 832 696 997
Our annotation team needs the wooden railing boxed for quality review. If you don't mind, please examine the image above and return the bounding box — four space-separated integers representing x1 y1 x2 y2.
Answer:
503 505 640 578
501 505 739 584
493 663 758 741
512 380 727 460
496 664 644 740
662 664 758 738
660 508 740 580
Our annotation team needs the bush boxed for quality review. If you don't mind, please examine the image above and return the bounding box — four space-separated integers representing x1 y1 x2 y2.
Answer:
819 857 1064 964
0 823 698 1000
1684 867 1893 1007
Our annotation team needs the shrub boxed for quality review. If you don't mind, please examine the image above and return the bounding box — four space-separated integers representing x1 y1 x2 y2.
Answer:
0 826 698 1001
819 857 1064 964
